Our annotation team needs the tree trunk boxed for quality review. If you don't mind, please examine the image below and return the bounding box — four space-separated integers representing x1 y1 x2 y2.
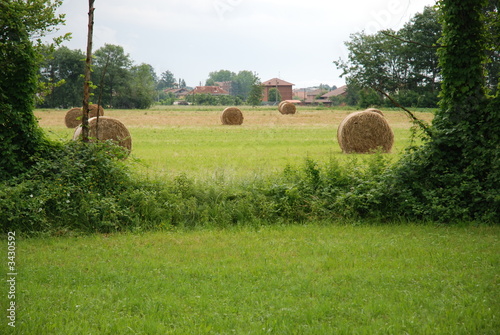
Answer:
82 0 95 142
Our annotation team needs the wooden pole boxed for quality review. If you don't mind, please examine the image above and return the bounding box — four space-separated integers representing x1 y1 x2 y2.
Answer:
82 0 95 142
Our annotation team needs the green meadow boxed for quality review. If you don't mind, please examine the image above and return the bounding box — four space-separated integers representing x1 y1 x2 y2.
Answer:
38 106 432 179
2 224 499 334
4 106 495 334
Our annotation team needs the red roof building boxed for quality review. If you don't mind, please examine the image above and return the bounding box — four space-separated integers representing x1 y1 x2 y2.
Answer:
214 81 233 95
262 78 294 102
190 86 229 95
164 87 191 98
321 85 347 99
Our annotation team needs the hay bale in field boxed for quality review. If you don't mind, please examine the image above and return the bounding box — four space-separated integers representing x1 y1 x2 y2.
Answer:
73 116 132 154
65 107 83 128
278 100 287 110
364 108 384 117
221 107 244 125
337 110 394 154
279 101 296 115
64 104 104 128
89 104 104 116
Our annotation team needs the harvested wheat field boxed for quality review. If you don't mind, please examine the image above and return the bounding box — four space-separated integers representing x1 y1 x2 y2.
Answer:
36 106 434 177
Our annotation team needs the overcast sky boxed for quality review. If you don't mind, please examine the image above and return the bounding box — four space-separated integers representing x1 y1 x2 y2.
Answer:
53 0 436 89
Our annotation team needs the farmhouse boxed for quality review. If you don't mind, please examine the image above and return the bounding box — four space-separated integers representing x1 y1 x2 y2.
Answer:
321 85 347 100
214 81 232 95
305 89 327 104
262 78 294 102
292 85 348 105
189 86 230 96
164 87 190 99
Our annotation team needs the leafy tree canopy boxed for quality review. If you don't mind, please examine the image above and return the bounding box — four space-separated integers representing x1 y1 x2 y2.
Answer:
205 69 235 85
158 70 176 90
334 6 442 108
0 0 62 179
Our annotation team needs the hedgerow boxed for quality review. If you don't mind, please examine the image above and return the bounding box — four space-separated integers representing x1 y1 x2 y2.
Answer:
1 0 498 236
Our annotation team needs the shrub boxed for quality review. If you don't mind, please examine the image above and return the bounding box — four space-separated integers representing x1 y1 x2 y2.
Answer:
0 141 140 235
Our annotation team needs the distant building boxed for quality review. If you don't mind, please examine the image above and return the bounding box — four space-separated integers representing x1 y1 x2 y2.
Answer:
190 86 230 96
214 81 233 95
164 87 191 99
305 89 327 103
262 78 294 102
321 85 347 99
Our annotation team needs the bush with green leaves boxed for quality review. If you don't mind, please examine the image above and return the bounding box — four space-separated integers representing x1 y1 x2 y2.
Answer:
373 0 500 223
0 1 57 180
0 142 131 234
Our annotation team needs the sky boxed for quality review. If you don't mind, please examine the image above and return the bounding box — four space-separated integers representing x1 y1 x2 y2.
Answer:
53 0 437 89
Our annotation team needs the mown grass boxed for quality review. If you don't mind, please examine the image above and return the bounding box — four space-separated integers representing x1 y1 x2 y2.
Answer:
2 223 498 334
36 106 433 179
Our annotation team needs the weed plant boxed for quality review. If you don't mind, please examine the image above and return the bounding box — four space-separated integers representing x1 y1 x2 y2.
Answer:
2 139 495 237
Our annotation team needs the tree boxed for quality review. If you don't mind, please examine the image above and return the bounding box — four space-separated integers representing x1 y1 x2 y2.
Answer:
247 77 264 106
93 44 132 107
483 0 500 94
0 0 60 180
232 70 259 99
205 69 235 85
375 0 500 222
158 70 176 90
334 7 442 107
335 30 407 95
7 0 65 40
124 63 156 109
39 46 85 108
398 6 442 93
268 88 282 103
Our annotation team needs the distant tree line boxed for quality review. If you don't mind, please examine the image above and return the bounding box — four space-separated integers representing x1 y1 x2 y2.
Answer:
37 44 265 108
38 44 187 109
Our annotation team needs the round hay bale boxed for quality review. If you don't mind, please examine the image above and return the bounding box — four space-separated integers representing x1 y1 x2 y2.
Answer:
221 107 244 125
64 104 104 128
364 108 384 117
278 100 287 110
73 116 132 154
65 107 83 128
279 101 296 115
88 104 104 117
337 111 394 154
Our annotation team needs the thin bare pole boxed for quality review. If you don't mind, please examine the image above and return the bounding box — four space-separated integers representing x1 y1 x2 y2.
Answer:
82 0 95 142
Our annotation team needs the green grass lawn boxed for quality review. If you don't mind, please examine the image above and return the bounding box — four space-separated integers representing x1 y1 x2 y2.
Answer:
3 224 499 334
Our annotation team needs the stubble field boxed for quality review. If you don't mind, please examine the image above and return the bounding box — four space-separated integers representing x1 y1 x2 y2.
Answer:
36 105 434 179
